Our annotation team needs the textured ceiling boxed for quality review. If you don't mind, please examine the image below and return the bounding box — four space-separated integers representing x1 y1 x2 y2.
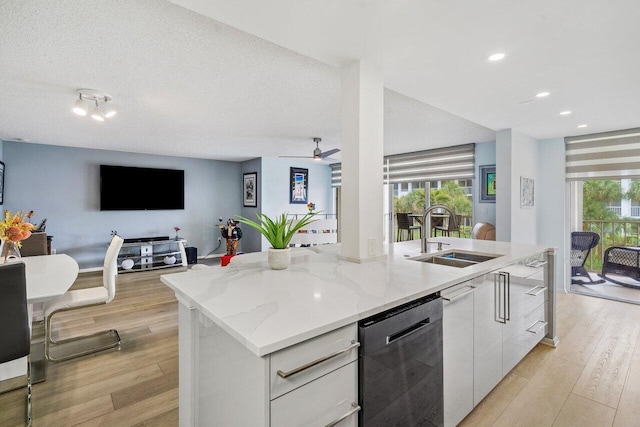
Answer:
0 1 494 161
171 0 640 141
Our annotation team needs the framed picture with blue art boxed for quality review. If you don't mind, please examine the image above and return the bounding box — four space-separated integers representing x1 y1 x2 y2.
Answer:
480 164 496 203
290 167 308 204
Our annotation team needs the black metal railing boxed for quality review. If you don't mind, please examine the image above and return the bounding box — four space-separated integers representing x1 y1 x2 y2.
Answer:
582 219 640 271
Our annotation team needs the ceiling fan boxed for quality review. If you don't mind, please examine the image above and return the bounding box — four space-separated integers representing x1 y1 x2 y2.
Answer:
280 137 340 161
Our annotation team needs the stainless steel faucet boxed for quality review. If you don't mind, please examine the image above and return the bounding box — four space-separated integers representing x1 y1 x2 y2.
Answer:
421 204 457 253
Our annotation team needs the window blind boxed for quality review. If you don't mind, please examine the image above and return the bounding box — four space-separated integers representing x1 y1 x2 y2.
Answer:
330 143 475 187
566 128 640 181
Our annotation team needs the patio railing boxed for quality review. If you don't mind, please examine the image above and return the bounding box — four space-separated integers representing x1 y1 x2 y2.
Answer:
582 219 640 271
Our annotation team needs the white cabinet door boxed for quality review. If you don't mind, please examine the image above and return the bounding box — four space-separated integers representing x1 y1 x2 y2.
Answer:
472 272 503 406
270 361 358 427
443 282 475 427
501 272 526 375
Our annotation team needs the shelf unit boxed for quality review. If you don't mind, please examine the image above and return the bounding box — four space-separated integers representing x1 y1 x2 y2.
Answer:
117 237 187 273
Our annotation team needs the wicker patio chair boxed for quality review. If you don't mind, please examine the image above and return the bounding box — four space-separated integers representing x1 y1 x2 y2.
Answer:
599 246 640 287
571 231 605 284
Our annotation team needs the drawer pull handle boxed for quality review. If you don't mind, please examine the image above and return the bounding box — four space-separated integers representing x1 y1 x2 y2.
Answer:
526 320 547 334
277 341 360 379
442 285 476 302
525 260 547 268
526 286 546 296
325 402 361 427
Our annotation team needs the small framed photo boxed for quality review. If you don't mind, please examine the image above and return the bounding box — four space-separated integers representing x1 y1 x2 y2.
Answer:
520 176 534 208
290 167 308 204
0 160 4 205
479 165 496 203
243 172 257 207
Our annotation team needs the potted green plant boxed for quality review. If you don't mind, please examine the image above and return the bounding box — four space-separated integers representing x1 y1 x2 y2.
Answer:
236 212 318 269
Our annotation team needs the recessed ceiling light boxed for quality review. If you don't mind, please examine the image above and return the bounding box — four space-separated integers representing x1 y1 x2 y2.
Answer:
560 111 572 116
536 92 550 98
488 53 505 61
577 124 588 128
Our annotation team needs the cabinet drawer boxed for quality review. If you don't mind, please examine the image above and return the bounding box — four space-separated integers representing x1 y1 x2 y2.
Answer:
270 324 358 399
523 283 546 314
502 252 547 279
524 303 547 353
270 361 358 427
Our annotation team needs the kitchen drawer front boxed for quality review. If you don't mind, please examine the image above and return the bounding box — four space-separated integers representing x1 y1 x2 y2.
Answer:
524 303 547 353
502 252 547 279
523 282 546 314
270 324 358 399
270 361 358 427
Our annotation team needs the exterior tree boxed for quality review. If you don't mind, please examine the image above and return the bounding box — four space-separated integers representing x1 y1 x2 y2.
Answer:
582 180 623 220
626 179 640 203
394 181 471 216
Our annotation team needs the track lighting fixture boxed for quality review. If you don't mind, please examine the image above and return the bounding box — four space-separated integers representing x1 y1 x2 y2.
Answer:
72 89 116 121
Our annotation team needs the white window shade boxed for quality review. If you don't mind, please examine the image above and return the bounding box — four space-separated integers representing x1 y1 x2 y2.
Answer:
330 144 475 187
566 128 640 181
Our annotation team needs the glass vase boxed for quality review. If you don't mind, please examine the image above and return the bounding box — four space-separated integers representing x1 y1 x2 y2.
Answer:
1 241 21 263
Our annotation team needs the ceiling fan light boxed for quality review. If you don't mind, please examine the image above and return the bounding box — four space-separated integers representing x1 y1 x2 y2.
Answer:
73 98 88 116
91 103 106 122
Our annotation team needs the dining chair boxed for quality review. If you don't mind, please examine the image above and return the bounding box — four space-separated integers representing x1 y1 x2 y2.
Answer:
435 214 462 237
396 213 421 241
44 235 124 361
0 262 32 426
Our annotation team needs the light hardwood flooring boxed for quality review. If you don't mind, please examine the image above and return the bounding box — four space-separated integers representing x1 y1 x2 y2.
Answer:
2 267 640 426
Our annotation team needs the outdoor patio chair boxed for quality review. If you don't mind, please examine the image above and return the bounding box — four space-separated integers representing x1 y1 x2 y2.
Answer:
396 212 421 241
599 246 640 288
571 231 605 285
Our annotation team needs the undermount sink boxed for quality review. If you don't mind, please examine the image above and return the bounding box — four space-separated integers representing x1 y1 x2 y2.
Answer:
408 250 503 268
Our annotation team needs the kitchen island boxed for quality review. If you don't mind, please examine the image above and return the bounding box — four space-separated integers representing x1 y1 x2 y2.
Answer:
161 238 557 426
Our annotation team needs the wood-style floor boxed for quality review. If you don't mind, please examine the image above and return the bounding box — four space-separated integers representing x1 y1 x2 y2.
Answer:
1 267 640 426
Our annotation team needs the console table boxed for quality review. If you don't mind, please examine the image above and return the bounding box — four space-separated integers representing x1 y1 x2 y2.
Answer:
117 236 187 273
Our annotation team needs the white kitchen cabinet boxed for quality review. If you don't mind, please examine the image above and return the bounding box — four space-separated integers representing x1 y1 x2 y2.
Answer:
472 271 504 405
178 303 359 426
442 281 475 427
471 251 550 406
270 362 358 427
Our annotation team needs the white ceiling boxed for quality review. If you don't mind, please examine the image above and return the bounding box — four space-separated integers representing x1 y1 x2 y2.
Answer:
170 0 640 140
8 1 637 162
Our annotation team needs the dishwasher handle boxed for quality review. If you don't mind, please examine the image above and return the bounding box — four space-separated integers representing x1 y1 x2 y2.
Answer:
386 317 431 345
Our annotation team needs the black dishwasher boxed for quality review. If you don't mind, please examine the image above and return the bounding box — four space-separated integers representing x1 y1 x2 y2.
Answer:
358 293 443 426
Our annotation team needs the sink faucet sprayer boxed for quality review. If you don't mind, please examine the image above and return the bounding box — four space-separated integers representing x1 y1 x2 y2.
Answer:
421 204 457 253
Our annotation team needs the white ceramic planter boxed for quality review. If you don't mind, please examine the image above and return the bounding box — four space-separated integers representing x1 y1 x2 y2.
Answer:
268 247 291 270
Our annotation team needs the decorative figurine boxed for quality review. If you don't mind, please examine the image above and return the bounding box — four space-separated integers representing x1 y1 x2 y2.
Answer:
221 219 242 256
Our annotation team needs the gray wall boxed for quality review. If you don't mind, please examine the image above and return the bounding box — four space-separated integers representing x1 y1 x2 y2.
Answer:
239 158 262 253
4 142 241 269
537 137 567 292
474 140 496 226
260 157 333 250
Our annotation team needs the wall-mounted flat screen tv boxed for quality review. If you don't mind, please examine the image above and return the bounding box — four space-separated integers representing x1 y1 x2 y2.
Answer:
100 165 185 211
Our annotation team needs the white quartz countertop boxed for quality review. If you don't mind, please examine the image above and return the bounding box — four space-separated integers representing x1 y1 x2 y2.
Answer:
161 238 553 357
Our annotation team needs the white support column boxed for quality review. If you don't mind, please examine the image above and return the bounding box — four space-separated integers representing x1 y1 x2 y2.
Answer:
339 60 384 262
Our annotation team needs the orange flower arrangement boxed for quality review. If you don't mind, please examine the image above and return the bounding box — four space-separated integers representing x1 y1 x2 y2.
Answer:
1 210 36 248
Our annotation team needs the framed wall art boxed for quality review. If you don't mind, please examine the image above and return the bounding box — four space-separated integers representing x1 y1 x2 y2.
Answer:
290 167 308 204
479 165 496 203
520 176 534 208
243 172 257 207
0 160 4 205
